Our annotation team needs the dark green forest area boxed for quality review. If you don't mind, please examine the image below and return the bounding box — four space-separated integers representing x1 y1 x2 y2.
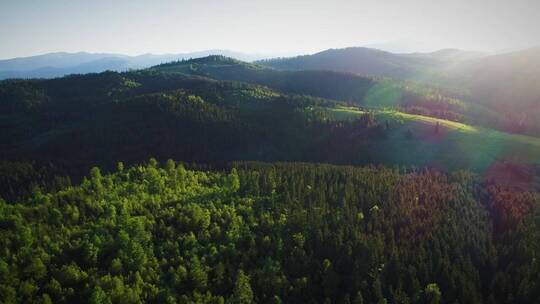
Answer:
1 161 539 303
0 63 387 200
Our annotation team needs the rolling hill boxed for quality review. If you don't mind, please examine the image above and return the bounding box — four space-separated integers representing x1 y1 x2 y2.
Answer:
1 57 539 190
152 56 495 131
259 47 540 136
152 56 376 103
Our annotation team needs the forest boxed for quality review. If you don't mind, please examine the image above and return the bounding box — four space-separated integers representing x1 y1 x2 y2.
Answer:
1 160 539 303
3 0 540 302
0 56 539 304
0 63 392 199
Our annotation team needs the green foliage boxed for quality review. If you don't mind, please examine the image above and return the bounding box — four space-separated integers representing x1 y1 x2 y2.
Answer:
0 160 537 303
229 270 254 304
89 286 111 304
423 283 442 304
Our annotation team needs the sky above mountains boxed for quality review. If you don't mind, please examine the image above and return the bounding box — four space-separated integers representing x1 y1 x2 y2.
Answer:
1 0 539 59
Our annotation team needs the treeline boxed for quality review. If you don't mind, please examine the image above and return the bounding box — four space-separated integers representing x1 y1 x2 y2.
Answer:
0 160 538 303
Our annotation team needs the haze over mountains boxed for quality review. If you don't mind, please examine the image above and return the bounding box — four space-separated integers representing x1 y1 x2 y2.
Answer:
1 45 533 82
259 47 487 79
1 45 529 83
0 50 274 80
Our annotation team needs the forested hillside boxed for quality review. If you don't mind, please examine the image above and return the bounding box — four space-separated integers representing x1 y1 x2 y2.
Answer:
1 160 538 303
154 56 469 123
153 56 376 103
0 67 384 199
1 58 539 200
258 47 540 136
154 56 528 135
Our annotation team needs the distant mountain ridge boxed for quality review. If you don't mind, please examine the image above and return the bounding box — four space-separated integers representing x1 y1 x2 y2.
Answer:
0 47 487 80
257 47 485 79
404 48 485 62
258 47 426 79
0 50 271 79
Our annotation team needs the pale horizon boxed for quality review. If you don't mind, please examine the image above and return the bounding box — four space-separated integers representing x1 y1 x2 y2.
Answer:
1 0 540 60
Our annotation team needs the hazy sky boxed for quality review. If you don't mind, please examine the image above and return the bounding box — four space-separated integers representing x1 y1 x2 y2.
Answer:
1 0 539 59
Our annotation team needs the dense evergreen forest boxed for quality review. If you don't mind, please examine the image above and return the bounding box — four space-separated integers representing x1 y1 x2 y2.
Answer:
0 160 538 303
0 62 389 199
1 56 539 303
